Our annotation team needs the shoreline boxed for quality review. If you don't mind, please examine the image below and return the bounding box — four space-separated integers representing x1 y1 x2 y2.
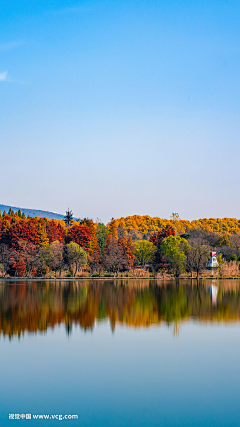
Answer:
0 276 240 281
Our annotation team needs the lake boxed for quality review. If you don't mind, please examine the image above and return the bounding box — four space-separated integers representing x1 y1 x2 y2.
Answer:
0 279 240 426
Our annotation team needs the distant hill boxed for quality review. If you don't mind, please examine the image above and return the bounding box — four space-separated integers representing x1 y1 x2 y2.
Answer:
0 204 65 220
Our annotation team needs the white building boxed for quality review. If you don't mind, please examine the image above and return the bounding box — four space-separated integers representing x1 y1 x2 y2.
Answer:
208 251 219 268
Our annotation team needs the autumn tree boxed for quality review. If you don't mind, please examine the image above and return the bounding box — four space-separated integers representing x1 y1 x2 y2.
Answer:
123 236 135 269
47 220 65 243
50 241 64 277
161 235 190 278
0 245 11 276
104 234 129 273
38 245 54 273
65 242 87 276
18 241 38 277
96 223 109 255
8 220 39 250
79 218 101 269
1 216 11 243
229 233 240 252
133 240 155 266
68 224 92 250
36 220 49 246
117 236 135 269
16 259 26 277
107 218 118 240
186 240 210 278
150 226 175 269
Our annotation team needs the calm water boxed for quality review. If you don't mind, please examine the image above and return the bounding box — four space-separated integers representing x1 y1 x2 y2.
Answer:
1 279 240 426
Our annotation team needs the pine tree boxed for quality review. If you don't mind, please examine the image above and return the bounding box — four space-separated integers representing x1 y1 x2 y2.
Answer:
17 209 22 218
64 208 73 228
22 212 26 219
8 208 15 218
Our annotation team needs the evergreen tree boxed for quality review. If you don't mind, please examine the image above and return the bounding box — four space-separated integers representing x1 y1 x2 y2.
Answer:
64 208 73 228
17 209 22 218
8 208 15 218
22 212 26 219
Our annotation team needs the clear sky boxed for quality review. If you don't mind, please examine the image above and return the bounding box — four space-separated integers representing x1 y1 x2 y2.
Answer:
1 0 240 223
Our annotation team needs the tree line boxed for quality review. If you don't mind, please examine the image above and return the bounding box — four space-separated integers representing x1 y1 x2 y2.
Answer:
0 209 239 278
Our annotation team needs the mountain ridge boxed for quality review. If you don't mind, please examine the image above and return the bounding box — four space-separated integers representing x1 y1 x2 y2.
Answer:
0 204 65 220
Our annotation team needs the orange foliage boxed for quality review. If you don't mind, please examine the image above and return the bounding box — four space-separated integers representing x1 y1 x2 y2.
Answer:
108 215 240 237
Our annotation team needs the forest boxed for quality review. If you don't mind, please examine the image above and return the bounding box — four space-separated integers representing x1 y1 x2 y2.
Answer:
0 209 240 278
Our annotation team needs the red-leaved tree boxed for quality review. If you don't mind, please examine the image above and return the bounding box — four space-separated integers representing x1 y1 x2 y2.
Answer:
68 225 92 250
149 226 175 269
47 220 65 243
8 220 39 250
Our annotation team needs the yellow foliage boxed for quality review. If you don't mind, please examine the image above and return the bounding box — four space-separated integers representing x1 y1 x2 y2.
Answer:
108 216 240 237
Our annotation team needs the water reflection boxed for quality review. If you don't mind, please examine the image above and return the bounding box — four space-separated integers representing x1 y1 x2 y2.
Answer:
0 279 240 339
210 283 218 306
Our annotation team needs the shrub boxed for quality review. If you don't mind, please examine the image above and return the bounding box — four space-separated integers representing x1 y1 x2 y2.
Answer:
42 265 49 276
220 261 239 277
78 272 89 278
127 269 150 278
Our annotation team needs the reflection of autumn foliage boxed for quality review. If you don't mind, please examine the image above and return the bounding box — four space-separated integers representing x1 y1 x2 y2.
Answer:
1 280 240 339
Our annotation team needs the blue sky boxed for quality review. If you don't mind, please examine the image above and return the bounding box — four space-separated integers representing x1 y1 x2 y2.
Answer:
1 0 240 223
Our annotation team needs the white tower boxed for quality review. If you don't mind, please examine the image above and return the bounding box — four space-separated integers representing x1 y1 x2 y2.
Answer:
208 251 219 268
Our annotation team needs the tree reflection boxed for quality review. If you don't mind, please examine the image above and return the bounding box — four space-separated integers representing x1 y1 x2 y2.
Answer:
0 279 240 339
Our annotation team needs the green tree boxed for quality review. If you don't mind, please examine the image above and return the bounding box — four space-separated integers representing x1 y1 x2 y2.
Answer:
65 242 87 276
161 235 189 277
217 253 225 267
96 223 109 255
133 240 155 266
8 207 15 218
